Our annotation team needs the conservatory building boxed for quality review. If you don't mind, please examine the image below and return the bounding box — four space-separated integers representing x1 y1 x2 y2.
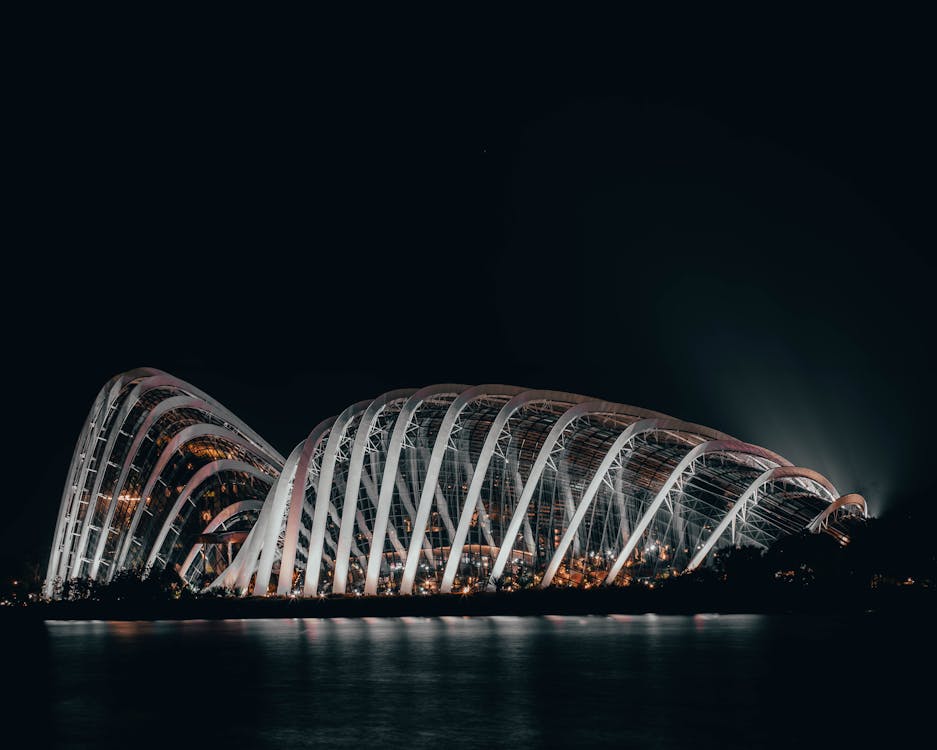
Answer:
44 369 866 598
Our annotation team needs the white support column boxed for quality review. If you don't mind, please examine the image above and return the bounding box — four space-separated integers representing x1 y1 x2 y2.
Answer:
559 461 580 557
514 469 537 556
45 370 137 595
428 452 458 541
359 469 407 562
69 376 170 579
601 440 791 586
252 443 305 596
686 467 838 572
229 475 282 594
440 391 590 593
486 403 596 590
612 457 629 548
399 385 523 595
81 395 196 577
86 394 211 579
460 453 496 549
487 403 726 590
399 468 437 566
301 401 371 597
539 419 666 589
225 469 336 598
365 385 467 594
276 418 336 595
333 390 415 594
54 371 135 582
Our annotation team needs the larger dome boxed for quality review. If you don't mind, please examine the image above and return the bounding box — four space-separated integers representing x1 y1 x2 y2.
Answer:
45 370 866 598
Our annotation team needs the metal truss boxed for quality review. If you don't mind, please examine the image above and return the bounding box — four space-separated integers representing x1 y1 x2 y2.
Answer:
45 371 866 599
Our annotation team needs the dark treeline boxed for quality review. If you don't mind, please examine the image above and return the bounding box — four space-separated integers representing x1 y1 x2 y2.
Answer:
712 508 933 592
3 496 934 620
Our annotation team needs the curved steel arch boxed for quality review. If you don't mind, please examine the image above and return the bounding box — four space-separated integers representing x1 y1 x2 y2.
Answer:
178 500 264 583
46 370 135 592
252 442 307 596
301 400 372 597
332 389 417 594
49 368 163 586
808 493 868 531
47 371 869 599
78 371 280 564
364 384 470 595
399 385 525 594
145 459 273 570
79 394 207 578
207 478 279 593
111 371 281 459
82 393 277 579
111 423 278 579
487 403 730 589
212 472 286 593
440 390 597 593
601 439 792 586
85 375 284 581
540 418 695 588
686 466 838 572
275 417 337 595
86 394 227 579
230 433 342 598
69 376 184 579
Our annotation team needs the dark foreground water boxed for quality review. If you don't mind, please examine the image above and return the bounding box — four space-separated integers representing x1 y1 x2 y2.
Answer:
6 614 931 748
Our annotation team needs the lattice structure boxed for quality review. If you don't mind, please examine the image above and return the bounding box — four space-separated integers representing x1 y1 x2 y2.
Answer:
46 371 866 598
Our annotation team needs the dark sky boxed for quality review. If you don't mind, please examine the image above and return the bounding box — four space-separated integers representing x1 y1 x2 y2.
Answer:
4 20 934 566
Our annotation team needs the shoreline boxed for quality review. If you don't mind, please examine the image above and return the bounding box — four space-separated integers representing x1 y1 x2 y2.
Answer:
5 585 934 622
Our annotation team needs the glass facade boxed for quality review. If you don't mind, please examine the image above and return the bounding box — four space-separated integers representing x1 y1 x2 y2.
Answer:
46 371 866 599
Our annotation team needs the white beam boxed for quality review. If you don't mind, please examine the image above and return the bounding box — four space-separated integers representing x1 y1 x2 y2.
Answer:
252 443 305 596
440 390 592 593
53 371 140 582
301 400 371 597
686 466 838 572
45 370 145 594
86 374 284 581
399 385 523 594
332 390 415 594
276 418 336 595
488 405 727 590
112 424 278 579
84 394 265 578
601 440 791 586
364 385 468 595
145 459 273 571
539 419 669 588
179 500 264 583
807 493 868 531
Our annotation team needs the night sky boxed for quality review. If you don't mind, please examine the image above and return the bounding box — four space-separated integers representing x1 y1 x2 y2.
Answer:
4 22 933 567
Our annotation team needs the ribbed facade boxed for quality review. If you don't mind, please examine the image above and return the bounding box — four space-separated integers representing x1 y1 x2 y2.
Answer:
45 370 865 598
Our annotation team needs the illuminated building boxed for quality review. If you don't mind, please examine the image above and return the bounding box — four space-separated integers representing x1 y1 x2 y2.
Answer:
44 370 866 598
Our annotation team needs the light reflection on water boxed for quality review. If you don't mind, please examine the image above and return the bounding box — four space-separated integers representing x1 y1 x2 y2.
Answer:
10 614 930 748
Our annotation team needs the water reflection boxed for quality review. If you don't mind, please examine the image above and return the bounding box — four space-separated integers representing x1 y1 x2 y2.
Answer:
14 615 931 748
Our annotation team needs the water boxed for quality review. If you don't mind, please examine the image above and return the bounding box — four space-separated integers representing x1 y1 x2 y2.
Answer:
8 614 930 748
